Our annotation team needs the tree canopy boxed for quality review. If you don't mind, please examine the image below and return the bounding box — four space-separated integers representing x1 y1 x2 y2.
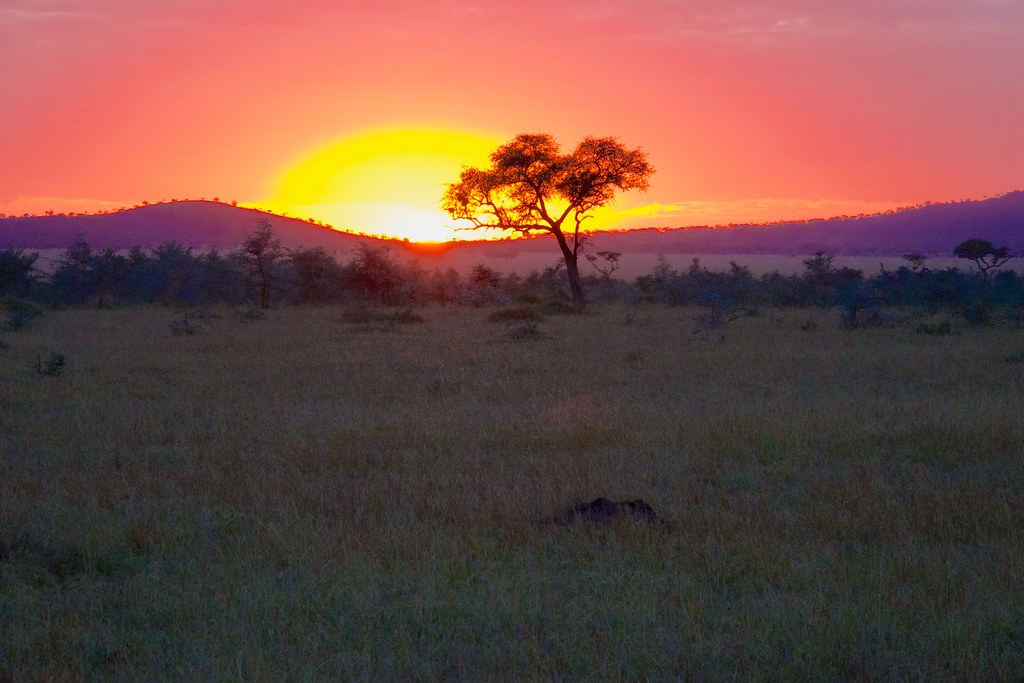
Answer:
954 238 1012 281
441 133 653 305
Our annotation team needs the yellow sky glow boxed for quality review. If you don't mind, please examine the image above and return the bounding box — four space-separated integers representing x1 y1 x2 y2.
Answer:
249 126 907 241
255 127 508 242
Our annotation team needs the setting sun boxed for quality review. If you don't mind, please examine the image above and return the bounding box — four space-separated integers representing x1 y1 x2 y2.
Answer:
254 128 504 242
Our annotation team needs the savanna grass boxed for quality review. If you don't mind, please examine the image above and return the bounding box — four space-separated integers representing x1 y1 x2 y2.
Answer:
1 305 1022 681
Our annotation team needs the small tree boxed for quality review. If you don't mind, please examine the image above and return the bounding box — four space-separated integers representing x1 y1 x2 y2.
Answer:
289 246 342 304
467 264 504 306
442 133 653 306
902 253 928 273
237 218 284 308
0 247 40 297
148 242 203 305
344 243 405 305
584 249 622 278
802 251 836 307
954 238 1012 282
51 236 95 305
90 247 129 308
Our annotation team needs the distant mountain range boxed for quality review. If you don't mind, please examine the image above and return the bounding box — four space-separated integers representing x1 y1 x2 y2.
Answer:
2 192 1022 257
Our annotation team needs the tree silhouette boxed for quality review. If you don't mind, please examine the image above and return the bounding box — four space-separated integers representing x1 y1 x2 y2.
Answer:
51 236 94 305
0 248 40 297
902 253 927 273
954 238 1012 282
442 133 653 306
237 218 284 308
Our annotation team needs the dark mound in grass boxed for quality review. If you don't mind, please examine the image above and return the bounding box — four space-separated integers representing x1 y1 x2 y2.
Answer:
542 497 671 528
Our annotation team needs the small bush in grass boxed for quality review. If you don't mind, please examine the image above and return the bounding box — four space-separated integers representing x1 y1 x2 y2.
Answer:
338 307 375 324
539 299 580 316
36 352 65 376
391 308 425 324
506 322 546 340
3 298 44 331
487 306 544 323
916 321 956 336
236 308 266 322
169 311 201 336
516 292 542 305
339 307 425 325
1005 349 1024 364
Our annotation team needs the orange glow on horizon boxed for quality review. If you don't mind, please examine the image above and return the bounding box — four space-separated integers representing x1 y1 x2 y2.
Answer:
255 127 511 242
251 127 686 243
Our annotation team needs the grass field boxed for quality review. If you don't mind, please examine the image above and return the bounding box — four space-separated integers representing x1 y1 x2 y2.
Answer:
2 304 1023 681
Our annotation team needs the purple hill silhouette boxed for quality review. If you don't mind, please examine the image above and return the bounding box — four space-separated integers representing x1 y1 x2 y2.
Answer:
2 193 1022 256
0 201 381 252
586 192 1024 256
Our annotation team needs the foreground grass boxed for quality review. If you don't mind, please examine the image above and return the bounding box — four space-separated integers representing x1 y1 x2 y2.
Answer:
1 305 1023 681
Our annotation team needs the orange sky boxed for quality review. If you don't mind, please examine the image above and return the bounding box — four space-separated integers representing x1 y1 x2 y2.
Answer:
2 1 1023 241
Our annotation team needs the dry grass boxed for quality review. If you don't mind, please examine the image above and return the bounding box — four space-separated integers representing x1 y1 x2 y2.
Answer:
1 305 1023 681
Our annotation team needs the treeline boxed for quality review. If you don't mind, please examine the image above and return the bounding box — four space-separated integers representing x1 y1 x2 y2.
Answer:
0 224 587 310
636 252 1023 326
1 224 1021 326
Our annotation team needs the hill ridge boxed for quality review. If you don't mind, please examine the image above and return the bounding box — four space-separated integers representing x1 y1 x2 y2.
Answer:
2 193 1022 256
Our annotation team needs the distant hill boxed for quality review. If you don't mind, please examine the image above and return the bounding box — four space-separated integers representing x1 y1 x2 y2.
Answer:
0 201 386 254
587 191 1024 256
2 192 1022 257
457 191 1024 257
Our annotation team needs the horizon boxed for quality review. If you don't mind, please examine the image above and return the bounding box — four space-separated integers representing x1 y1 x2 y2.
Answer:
3 191 1021 245
3 2 1023 240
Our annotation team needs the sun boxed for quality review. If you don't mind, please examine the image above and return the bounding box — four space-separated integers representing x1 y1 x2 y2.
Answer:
256 127 504 242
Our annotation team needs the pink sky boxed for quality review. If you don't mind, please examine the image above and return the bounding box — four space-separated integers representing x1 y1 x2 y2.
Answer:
3 0 1023 238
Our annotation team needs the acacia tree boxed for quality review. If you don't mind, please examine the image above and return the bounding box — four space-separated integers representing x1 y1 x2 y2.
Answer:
954 238 1012 282
237 218 284 308
441 133 653 306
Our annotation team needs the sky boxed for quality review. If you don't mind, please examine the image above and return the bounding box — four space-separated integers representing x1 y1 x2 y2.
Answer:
3 0 1023 241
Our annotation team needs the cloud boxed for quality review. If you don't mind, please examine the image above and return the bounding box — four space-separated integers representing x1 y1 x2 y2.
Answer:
600 0 1024 43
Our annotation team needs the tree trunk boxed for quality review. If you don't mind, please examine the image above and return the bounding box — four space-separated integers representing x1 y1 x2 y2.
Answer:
565 253 584 307
553 230 585 307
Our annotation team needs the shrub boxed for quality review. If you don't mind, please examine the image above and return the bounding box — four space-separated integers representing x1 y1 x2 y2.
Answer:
169 311 202 336
37 353 65 376
391 308 426 325
1004 349 1024 364
916 321 956 336
236 308 266 322
516 292 542 305
538 299 579 316
3 298 44 331
338 307 425 326
506 322 546 340
338 307 376 324
487 306 544 323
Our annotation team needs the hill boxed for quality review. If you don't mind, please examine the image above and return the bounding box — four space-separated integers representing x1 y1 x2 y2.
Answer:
587 192 1024 256
2 192 1022 257
0 201 386 253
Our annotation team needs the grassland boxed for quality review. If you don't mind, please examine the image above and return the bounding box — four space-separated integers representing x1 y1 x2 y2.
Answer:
2 304 1023 681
